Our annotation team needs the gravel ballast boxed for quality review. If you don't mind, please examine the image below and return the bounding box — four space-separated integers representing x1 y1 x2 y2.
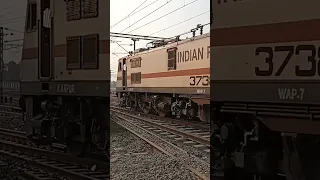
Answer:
128 118 210 162
0 154 65 180
110 119 201 180
114 114 210 176
0 116 24 131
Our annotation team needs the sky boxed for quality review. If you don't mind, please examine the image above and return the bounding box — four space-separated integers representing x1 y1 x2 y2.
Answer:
0 0 210 78
110 0 210 80
0 0 26 64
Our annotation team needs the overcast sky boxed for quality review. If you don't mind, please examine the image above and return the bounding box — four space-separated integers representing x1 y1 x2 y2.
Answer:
0 0 210 78
110 0 210 80
0 0 26 64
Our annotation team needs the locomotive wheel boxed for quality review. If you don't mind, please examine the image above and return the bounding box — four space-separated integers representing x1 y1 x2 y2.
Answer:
129 100 137 111
142 102 151 114
157 110 167 117
143 107 151 114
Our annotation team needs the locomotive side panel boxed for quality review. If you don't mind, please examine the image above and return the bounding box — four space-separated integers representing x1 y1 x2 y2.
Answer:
21 0 110 97
211 1 320 178
53 0 109 97
211 0 320 104
125 34 210 95
54 0 109 81
116 34 210 122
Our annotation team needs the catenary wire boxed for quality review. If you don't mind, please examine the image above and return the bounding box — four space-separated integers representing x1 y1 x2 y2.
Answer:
0 16 25 25
110 0 175 43
148 10 209 36
3 27 23 34
127 0 201 34
117 0 175 34
111 0 201 53
110 0 149 29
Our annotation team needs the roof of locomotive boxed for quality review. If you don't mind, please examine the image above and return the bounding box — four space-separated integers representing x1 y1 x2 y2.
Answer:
118 32 210 61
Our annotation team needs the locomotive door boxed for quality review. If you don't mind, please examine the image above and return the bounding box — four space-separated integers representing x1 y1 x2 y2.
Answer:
122 58 127 89
39 0 52 80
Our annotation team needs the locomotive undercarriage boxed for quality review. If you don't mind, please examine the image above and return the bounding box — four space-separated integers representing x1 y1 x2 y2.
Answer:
118 92 210 123
20 95 109 157
212 102 320 180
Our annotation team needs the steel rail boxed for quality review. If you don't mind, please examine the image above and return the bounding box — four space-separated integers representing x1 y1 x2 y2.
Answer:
111 108 210 146
0 139 109 180
111 115 209 180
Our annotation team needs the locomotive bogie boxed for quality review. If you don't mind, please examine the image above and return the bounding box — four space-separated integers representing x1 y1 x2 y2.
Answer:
22 95 109 155
118 92 209 122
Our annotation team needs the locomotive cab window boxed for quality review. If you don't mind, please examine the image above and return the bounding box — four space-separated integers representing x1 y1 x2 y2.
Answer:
81 34 99 69
26 2 37 32
167 48 177 70
66 36 81 69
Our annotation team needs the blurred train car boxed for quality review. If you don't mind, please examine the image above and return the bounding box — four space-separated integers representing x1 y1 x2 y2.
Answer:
20 0 109 156
116 32 210 123
212 0 320 179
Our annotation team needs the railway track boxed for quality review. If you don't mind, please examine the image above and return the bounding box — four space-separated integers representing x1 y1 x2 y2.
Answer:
111 106 210 149
0 104 22 116
111 106 209 138
110 108 210 180
0 103 209 179
0 128 109 180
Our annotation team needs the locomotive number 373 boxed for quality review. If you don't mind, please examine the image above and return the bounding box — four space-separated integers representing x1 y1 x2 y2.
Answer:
255 45 320 76
190 76 209 86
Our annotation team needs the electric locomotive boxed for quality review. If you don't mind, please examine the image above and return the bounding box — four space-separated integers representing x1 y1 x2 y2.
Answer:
116 31 210 123
20 0 109 156
212 0 320 179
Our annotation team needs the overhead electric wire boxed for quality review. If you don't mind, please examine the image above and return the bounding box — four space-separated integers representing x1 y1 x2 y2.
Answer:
115 41 130 54
128 0 161 18
117 0 175 34
127 0 201 34
111 0 201 53
111 0 162 30
4 39 23 43
110 32 167 40
110 0 149 29
4 43 22 46
148 10 209 36
0 2 20 13
111 0 205 58
110 0 177 52
110 0 164 44
3 27 23 34
0 16 25 25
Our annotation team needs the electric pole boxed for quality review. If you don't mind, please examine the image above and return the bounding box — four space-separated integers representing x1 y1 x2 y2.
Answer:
0 27 3 103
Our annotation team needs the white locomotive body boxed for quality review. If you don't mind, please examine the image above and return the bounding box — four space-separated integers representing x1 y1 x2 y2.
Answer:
116 33 210 122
